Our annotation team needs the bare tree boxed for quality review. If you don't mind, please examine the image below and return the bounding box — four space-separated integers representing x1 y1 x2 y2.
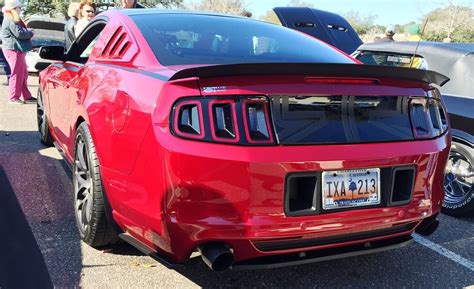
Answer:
185 0 247 15
342 10 378 35
286 0 315 8
422 1 474 42
259 10 281 25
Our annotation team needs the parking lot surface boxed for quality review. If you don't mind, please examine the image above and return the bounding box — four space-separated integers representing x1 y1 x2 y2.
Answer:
0 76 473 288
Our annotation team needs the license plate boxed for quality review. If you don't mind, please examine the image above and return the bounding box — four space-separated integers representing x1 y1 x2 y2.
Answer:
322 168 381 210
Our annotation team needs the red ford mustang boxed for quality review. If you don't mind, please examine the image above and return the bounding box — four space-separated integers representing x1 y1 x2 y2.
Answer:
37 10 450 271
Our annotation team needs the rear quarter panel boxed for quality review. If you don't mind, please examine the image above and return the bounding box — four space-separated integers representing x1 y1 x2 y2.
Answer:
79 64 165 174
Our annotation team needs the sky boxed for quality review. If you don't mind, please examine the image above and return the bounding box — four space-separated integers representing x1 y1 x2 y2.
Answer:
246 0 469 26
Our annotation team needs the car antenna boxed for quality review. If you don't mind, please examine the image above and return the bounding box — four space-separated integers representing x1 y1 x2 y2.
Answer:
410 18 429 68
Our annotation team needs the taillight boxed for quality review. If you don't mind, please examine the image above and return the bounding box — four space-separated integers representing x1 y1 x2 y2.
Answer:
208 99 240 143
242 97 274 144
172 100 205 139
409 96 448 139
171 96 275 145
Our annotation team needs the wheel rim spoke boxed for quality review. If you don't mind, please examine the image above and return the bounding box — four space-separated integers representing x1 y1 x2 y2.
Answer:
84 193 92 223
37 93 45 133
74 134 93 231
77 141 88 171
453 179 471 195
444 146 473 205
76 172 90 193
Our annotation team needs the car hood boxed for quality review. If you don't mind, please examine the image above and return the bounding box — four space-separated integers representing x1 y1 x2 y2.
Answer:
274 7 362 55
26 19 65 31
26 18 65 45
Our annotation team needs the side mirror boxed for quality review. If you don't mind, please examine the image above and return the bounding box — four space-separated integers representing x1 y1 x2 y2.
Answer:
38 46 65 61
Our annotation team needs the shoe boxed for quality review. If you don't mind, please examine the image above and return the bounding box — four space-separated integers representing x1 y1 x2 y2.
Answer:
8 99 24 104
24 97 37 103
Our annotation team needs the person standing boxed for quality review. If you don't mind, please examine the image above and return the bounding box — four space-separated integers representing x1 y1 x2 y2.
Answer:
1 0 35 104
380 25 396 42
64 2 80 51
75 0 96 38
121 0 144 9
0 8 12 86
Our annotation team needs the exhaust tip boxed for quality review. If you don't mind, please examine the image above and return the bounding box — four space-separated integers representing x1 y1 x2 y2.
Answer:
199 242 234 271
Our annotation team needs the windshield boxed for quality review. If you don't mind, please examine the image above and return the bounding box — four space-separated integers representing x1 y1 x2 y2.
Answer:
131 13 355 66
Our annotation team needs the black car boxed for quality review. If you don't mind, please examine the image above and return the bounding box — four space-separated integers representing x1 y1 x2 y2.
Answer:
273 7 363 55
354 41 474 216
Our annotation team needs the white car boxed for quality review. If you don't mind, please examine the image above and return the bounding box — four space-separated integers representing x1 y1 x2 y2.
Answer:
25 17 64 73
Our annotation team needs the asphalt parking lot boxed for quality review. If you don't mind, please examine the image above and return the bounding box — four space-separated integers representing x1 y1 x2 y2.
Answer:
0 75 473 288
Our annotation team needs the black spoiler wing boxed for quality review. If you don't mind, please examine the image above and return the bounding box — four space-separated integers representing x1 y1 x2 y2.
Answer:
169 63 449 86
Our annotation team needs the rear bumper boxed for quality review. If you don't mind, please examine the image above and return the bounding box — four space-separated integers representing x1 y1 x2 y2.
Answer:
116 125 450 264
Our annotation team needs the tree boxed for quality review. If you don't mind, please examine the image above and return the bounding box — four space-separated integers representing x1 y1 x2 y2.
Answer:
132 0 184 8
23 0 184 18
23 0 67 18
185 0 247 15
259 10 280 25
342 10 378 35
286 0 314 8
422 3 474 42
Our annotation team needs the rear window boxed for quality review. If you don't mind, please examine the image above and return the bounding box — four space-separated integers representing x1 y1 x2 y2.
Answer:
131 13 355 66
356 52 427 69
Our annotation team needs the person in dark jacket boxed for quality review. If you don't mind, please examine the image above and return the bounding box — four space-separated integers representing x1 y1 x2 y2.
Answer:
2 0 35 104
64 2 80 51
380 25 396 42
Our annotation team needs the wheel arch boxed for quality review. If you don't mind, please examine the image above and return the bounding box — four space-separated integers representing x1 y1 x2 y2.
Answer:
450 128 473 148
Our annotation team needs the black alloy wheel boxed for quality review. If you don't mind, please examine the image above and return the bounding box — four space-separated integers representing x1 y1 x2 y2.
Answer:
73 122 118 246
37 88 53 146
442 142 474 216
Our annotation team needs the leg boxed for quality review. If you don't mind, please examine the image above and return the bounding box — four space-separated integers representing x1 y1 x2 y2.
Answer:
18 53 32 100
3 49 24 101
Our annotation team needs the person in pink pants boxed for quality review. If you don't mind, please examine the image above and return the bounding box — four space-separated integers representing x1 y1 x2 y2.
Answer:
3 49 33 103
1 0 35 104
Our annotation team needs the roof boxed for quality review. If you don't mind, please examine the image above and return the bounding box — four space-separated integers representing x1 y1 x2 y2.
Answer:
358 41 474 58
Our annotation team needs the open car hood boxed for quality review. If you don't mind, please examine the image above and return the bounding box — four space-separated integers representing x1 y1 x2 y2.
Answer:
274 7 362 55
26 19 65 31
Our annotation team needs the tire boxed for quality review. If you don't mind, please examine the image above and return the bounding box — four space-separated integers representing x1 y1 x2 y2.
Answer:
442 141 474 216
73 122 118 247
37 88 54 146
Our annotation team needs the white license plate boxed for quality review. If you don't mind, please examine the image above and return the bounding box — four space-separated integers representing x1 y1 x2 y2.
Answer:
322 168 381 210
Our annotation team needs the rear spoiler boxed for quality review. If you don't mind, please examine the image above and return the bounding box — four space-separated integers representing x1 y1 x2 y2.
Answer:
168 63 449 86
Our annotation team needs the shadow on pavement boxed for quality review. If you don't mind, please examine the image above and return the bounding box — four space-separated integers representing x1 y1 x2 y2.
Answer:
0 131 83 288
0 166 53 289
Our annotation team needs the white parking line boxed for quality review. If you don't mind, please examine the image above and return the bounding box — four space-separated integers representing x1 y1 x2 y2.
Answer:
413 234 474 272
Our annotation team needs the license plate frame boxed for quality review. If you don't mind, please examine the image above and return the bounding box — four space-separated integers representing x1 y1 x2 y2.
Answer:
321 168 381 211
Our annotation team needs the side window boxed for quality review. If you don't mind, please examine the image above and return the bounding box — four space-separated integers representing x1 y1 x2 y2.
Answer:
80 36 99 59
67 22 106 64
